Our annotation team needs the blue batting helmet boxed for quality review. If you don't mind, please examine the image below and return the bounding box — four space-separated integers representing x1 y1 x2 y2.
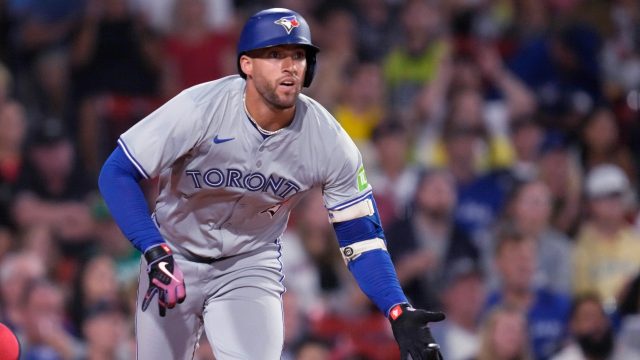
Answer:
237 8 320 87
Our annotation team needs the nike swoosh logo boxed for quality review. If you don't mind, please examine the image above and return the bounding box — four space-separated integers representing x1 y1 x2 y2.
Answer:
158 261 181 282
213 135 235 144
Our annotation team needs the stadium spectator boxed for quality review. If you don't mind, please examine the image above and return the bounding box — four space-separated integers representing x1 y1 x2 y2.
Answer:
383 0 448 127
445 0 525 49
130 0 235 35
431 258 486 360
307 7 358 111
573 164 640 309
600 0 640 170
71 0 161 97
332 61 386 146
28 49 73 122
17 279 85 359
414 55 534 238
578 106 637 186
11 119 98 275
508 15 603 135
70 254 120 331
552 293 640 360
438 110 514 244
473 45 538 120
367 121 421 225
281 188 346 314
503 179 573 295
508 115 545 181
537 132 583 235
160 0 236 98
386 168 478 309
414 44 535 172
486 224 571 359
5 0 80 55
435 86 517 171
292 336 332 360
601 0 640 97
352 0 396 62
6 0 81 104
81 301 132 360
281 291 314 360
0 251 46 327
72 0 164 173
475 305 533 360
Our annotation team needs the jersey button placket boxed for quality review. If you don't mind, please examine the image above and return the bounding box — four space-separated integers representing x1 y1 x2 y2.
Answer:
256 145 264 167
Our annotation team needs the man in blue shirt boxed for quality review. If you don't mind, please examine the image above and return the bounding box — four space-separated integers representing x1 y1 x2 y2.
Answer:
485 224 571 359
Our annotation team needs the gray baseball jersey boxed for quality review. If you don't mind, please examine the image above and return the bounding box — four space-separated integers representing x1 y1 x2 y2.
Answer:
119 74 371 260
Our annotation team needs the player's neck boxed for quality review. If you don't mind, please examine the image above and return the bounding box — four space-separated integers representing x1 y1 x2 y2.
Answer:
244 88 295 132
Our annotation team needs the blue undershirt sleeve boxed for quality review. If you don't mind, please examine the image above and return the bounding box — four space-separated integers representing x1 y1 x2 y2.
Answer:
98 146 165 253
347 249 408 316
332 195 408 316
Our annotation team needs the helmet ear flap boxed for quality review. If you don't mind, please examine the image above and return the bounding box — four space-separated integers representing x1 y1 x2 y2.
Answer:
303 52 317 87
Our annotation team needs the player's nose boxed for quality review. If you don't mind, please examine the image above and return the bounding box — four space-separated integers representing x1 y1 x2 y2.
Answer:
281 56 298 74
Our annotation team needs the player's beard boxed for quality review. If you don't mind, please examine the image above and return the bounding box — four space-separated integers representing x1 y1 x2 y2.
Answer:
254 75 301 110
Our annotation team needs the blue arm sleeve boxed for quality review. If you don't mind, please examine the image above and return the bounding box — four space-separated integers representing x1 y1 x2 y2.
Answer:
347 249 408 316
332 195 408 316
98 146 165 252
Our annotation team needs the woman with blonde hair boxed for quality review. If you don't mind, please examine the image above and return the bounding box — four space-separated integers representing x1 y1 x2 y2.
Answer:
475 305 534 360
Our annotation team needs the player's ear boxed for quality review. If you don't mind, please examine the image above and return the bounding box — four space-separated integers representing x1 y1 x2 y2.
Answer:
239 55 253 78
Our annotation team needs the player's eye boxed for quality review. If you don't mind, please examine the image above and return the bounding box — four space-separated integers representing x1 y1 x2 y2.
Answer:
293 51 305 60
268 50 280 59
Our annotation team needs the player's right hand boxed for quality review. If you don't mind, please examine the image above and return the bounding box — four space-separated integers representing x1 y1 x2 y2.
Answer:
141 243 186 317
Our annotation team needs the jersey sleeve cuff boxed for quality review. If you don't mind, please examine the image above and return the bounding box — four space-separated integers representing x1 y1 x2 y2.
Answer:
118 138 150 179
327 190 373 211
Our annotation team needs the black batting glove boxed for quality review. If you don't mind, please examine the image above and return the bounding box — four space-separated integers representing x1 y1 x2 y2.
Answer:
389 304 446 360
141 244 186 317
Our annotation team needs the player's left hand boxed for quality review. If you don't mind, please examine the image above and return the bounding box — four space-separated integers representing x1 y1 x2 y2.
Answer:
389 303 445 360
141 243 186 317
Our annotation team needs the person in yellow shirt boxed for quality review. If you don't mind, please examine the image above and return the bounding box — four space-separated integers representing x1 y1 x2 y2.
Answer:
382 0 448 126
333 62 385 144
573 164 640 311
423 87 515 173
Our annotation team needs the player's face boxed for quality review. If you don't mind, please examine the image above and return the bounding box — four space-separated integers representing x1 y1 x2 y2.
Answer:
243 45 307 109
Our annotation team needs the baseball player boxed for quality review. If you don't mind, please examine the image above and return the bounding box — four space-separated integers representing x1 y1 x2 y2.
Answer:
98 8 444 360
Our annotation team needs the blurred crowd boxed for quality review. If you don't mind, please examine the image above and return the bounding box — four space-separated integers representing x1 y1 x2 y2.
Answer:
1 0 640 359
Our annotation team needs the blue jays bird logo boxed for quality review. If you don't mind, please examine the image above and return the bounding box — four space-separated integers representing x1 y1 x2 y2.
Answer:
274 15 300 34
261 197 292 218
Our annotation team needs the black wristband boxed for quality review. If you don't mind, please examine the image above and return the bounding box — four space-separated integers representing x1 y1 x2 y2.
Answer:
144 243 172 264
